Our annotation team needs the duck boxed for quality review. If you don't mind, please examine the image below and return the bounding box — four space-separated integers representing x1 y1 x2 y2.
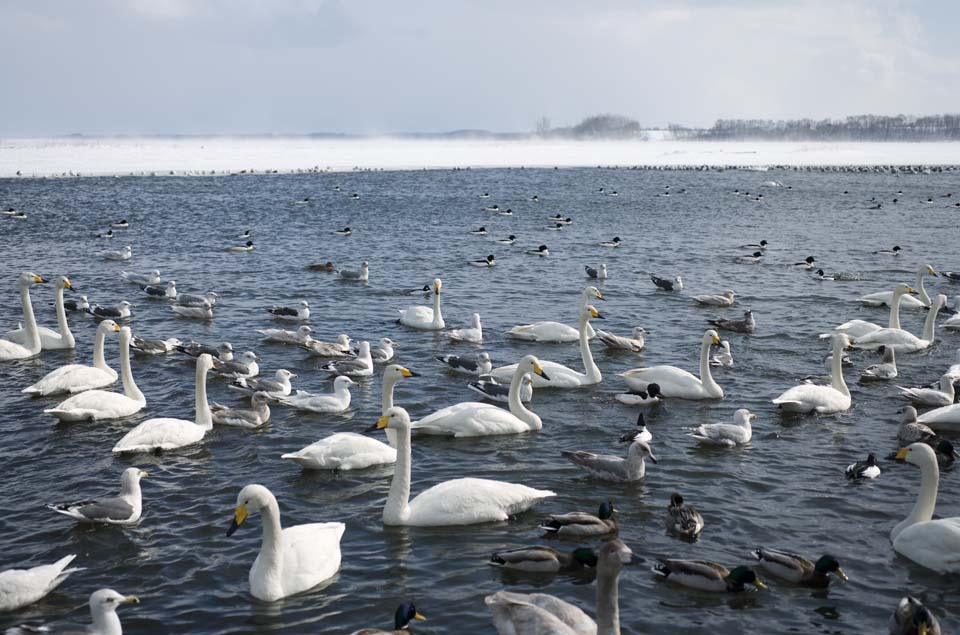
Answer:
650 274 682 291
687 408 756 447
752 548 847 587
302 333 353 357
280 365 417 470
44 326 146 422
896 374 956 408
845 453 881 480
48 467 147 525
813 269 836 281
268 300 310 321
257 324 313 344
97 229 114 239
896 406 956 459
493 306 603 388
585 264 608 280
470 226 488 235
619 330 723 399
211 391 271 428
468 374 534 404
0 554 80 612
4 275 76 350
741 239 768 250
858 265 937 309
411 356 546 437
486 539 634 635
735 251 763 264
23 320 120 396
398 279 445 330
227 240 255 252
889 596 941 635
99 246 132 261
793 256 816 269
225 483 344 602
874 245 903 256
111 219 129 229
350 603 426 635
372 406 555 525
526 245 549 256
319 341 373 377
0 272 48 361
599 237 621 248
489 546 597 573
121 270 161 286
831 283 915 339
666 493 704 539
140 280 177 299
506 286 604 343
540 501 618 538
614 383 663 406
447 313 483 343
336 261 370 281
470 255 496 267
653 560 766 592
890 443 960 573
276 376 355 414
772 333 852 414
236 230 254 239
854 294 946 353
307 261 336 272
708 310 756 333
496 235 516 245
595 326 646 352
560 429 656 482
547 222 564 230
131 335 182 355
860 345 898 380
498 208 514 216
111 353 214 453
709 340 734 367
693 290 736 307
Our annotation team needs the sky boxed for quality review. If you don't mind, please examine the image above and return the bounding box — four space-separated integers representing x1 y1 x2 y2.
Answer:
1 0 958 136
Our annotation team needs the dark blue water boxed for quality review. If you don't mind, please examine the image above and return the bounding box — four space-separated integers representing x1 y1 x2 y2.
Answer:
0 168 958 634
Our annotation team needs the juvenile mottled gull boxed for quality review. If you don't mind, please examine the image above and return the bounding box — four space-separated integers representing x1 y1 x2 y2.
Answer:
561 430 657 482
211 391 271 428
708 310 756 333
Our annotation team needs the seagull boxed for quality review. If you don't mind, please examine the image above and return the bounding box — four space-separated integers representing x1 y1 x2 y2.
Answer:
87 301 132 320
496 235 517 245
709 341 734 367
99 246 132 261
176 341 233 361
213 351 260 379
599 237 621 248
227 240 255 252
49 467 147 525
585 264 608 280
230 369 296 398
131 336 182 355
650 274 682 291
943 271 960 282
596 327 646 352
334 227 352 236
526 244 549 256
318 341 373 377
687 409 755 447
121 270 161 286
171 302 213 319
859 345 897 380
257 324 313 345
561 429 657 482
708 310 756 333
63 294 90 313
268 300 309 321
436 352 492 376
301 334 353 357
447 313 483 343
211 392 271 428
354 337 397 363
793 256 816 269
176 291 219 307
140 280 177 299
469 255 496 267
693 290 736 307
336 261 369 281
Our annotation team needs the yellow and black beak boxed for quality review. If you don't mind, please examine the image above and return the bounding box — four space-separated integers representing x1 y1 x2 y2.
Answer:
367 414 391 433
414 612 426 621
400 367 419 378
113 324 122 332
594 290 606 301
712 335 721 345
590 307 605 320
533 362 551 381
226 504 247 537
895 447 909 460
33 275 48 284
835 566 849 582
907 286 918 295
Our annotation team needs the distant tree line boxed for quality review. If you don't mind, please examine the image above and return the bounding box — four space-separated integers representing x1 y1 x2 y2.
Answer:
669 114 960 141
537 114 648 140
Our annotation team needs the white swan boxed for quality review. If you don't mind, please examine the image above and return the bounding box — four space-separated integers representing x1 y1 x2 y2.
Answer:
277 376 354 413
398 278 444 330
890 443 960 574
44 327 146 422
858 265 937 309
0 272 47 361
505 286 603 342
447 312 483 343
917 403 960 434
772 333 851 414
226 483 344 602
280 365 417 470
411 356 546 437
854 294 946 353
374 407 555 526
490 306 603 389
0 554 80 612
618 330 723 400
4 275 76 350
112 353 213 453
23 320 121 396
832 283 914 338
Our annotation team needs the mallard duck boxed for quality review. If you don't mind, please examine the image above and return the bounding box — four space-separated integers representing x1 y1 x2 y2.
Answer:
752 548 847 587
653 560 766 592
349 603 425 635
889 595 941 635
540 501 618 538
666 493 704 539
489 546 597 572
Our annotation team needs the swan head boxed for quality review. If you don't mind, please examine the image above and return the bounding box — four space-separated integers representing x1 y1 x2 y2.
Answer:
517 354 550 381
55 275 74 291
598 539 636 574
120 466 148 492
384 364 418 382
333 376 355 391
734 409 757 425
704 329 720 346
89 589 139 619
933 294 948 310
393 603 426 630
432 278 442 294
894 283 916 297
583 286 605 302
98 320 122 334
832 332 852 350
924 264 937 277
20 272 48 286
581 305 604 321
197 353 216 372
895 443 938 471
375 406 413 432
226 483 276 536
119 326 133 345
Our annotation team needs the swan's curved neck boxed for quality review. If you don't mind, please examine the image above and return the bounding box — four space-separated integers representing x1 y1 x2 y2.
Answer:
258 498 284 576
92 328 110 371
921 300 941 343
915 270 932 306
119 336 144 403
699 339 721 396
893 458 939 541
432 292 443 328
579 315 601 382
830 340 849 396
888 289 905 329
53 285 73 345
195 364 212 429
91 607 123 635
508 370 539 427
596 566 621 635
384 425 412 524
381 376 400 447
19 281 40 349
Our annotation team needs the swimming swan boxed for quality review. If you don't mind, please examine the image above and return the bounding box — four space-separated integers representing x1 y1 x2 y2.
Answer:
618 330 723 399
772 333 852 414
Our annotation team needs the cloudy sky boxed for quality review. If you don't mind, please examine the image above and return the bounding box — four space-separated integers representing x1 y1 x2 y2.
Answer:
1 0 957 136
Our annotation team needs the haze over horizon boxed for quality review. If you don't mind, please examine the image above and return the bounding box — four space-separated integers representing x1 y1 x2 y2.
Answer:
2 0 959 137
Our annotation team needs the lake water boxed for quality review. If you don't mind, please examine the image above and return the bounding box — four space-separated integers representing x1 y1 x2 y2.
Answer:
0 167 958 633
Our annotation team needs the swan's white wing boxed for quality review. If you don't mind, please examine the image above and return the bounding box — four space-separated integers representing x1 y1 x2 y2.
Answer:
398 306 434 326
44 390 142 421
272 523 344 598
407 478 554 526
505 321 579 342
0 338 35 360
281 433 396 470
772 384 848 413
485 591 589 635
112 418 203 453
24 365 116 395
894 518 960 573
854 328 922 351
412 402 531 437
620 366 701 396
918 404 960 433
